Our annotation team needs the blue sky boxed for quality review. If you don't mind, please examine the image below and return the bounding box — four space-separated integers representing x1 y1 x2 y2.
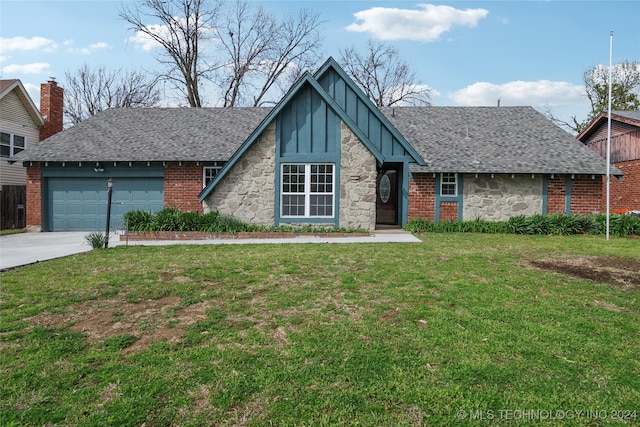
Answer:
1 0 638 129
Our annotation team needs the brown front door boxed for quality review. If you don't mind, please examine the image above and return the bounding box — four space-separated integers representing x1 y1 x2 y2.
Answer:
376 167 398 225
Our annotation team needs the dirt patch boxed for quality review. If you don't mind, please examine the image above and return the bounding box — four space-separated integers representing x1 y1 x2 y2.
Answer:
528 256 640 290
29 296 209 353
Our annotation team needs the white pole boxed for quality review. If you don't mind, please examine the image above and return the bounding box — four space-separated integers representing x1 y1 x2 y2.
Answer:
606 30 613 241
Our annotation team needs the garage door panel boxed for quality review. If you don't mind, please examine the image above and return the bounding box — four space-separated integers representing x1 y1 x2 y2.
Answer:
48 177 164 231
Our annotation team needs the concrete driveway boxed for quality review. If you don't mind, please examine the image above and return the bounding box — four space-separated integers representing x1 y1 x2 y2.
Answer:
1 231 421 270
0 232 94 270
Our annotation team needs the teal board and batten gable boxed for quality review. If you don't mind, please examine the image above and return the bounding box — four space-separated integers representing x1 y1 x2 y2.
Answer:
277 83 341 160
314 58 426 166
199 58 425 203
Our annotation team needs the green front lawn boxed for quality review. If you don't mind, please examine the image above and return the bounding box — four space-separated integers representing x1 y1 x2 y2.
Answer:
1 234 638 426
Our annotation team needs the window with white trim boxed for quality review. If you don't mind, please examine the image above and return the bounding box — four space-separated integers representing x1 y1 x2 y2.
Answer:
1 132 25 158
440 172 457 196
281 163 334 218
203 166 222 187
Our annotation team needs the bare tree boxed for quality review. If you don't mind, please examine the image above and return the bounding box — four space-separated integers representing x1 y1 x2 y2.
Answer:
550 60 640 133
215 1 324 107
63 64 161 125
339 40 431 107
120 0 323 108
119 0 220 107
216 0 275 107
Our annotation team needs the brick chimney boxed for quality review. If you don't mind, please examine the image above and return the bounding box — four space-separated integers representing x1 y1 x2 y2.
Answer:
39 79 64 141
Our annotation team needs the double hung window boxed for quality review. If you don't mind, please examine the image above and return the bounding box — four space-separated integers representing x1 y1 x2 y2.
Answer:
440 172 458 196
281 163 334 218
203 166 222 187
0 132 25 158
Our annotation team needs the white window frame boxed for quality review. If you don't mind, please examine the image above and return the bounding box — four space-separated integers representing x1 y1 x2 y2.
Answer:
440 172 458 197
203 166 222 188
281 163 335 218
0 131 26 158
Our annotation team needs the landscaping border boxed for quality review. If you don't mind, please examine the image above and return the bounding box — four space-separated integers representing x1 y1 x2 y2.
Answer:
120 231 372 241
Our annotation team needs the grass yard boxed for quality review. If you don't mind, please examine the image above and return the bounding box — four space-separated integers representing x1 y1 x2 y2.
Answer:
1 233 639 426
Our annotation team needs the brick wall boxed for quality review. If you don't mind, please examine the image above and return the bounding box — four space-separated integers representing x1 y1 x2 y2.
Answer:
546 176 566 214
26 165 42 231
608 159 640 211
440 201 458 221
408 173 436 221
164 162 204 212
571 175 602 214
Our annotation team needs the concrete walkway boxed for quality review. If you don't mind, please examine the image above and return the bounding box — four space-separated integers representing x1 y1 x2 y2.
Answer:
0 231 421 270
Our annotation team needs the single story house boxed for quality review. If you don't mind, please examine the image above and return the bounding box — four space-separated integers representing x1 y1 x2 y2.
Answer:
577 110 640 212
13 58 620 232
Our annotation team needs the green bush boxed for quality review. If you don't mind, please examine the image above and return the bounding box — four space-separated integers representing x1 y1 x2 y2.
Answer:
405 213 640 237
122 210 154 231
121 208 367 234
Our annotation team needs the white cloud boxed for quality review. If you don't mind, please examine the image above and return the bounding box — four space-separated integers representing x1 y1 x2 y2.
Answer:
449 80 584 107
69 41 111 55
346 4 489 42
127 26 164 52
1 62 50 75
0 36 57 54
127 15 217 52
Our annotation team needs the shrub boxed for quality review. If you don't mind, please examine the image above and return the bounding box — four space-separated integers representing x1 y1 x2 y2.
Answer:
122 210 154 231
405 213 640 237
85 232 107 249
120 208 367 234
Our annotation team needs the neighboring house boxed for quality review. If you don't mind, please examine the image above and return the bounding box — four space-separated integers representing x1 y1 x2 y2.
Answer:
577 110 640 212
1 79 63 230
0 80 44 229
14 58 620 232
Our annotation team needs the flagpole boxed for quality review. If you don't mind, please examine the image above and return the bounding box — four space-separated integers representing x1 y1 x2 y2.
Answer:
605 30 613 241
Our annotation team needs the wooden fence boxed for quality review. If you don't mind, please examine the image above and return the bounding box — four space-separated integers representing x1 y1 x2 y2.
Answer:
0 185 26 230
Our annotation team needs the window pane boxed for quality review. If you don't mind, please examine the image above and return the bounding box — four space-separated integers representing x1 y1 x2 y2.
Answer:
440 173 457 196
0 132 10 144
282 194 305 216
13 135 25 148
282 164 305 193
310 195 333 216
310 163 332 195
0 145 9 157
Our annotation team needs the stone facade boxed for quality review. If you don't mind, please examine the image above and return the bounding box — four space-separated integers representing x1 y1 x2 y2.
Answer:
203 121 378 230
339 122 377 230
462 174 543 221
203 123 276 225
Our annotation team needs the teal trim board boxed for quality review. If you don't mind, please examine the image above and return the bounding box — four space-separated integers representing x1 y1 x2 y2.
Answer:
434 173 463 223
542 175 549 213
